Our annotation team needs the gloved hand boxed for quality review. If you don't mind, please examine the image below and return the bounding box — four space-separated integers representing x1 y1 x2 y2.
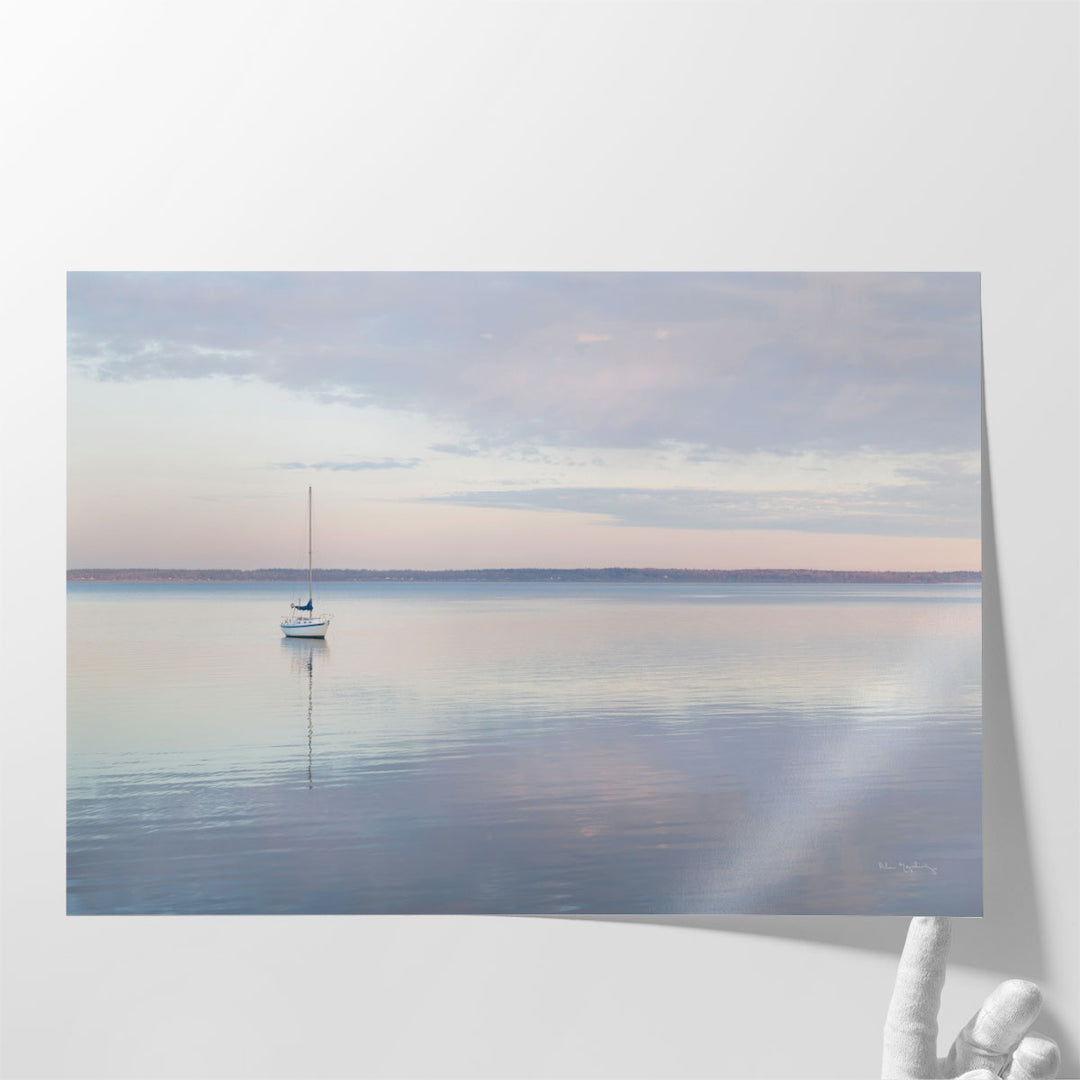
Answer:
882 916 1059 1079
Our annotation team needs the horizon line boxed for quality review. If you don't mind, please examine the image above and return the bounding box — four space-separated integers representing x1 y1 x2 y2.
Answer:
67 565 982 576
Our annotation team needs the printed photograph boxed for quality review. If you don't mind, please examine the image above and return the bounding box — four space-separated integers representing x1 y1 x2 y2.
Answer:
67 271 982 914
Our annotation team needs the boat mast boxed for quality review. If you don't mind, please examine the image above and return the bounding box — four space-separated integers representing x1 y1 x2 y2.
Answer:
308 486 313 605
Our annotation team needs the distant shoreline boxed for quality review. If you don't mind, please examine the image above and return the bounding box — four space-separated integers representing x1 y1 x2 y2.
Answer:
67 567 982 584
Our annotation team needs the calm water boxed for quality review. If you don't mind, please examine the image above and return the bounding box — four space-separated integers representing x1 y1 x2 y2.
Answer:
67 582 981 915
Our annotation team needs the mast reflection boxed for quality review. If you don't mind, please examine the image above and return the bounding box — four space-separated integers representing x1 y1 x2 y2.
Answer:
281 637 328 788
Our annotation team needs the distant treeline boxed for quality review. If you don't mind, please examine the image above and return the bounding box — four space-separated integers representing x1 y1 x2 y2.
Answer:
68 567 982 584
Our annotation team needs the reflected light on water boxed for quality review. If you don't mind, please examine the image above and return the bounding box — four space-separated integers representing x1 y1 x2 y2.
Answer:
67 582 981 914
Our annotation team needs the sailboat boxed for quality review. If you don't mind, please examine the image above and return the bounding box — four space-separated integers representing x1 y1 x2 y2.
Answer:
280 487 331 638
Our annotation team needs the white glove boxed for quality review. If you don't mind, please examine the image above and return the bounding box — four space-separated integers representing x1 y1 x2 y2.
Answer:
882 917 1059 1079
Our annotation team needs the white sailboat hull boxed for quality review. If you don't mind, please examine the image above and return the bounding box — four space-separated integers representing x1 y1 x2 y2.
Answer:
281 617 330 638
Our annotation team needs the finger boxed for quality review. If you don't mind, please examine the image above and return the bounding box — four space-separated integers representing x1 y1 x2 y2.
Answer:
883 917 952 1078
946 980 1043 1076
1003 1034 1061 1080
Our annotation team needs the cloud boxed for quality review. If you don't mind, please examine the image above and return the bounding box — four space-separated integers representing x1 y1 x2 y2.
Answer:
68 272 981 456
275 458 421 471
420 472 979 538
430 442 482 457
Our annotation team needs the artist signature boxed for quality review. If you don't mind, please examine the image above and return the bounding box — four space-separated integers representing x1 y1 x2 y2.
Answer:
878 860 938 875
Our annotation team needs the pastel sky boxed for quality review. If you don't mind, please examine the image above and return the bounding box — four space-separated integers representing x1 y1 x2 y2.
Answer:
67 272 981 570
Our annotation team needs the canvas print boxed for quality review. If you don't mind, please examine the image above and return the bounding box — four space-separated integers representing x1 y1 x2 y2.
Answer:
67 272 982 915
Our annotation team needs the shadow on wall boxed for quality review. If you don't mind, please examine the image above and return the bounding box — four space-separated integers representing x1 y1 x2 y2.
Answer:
563 371 1076 1074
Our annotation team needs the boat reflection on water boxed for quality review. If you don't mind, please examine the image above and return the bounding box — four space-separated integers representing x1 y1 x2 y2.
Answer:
281 637 328 788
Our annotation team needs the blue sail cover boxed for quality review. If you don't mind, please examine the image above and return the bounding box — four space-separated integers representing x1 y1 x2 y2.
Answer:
293 598 314 611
